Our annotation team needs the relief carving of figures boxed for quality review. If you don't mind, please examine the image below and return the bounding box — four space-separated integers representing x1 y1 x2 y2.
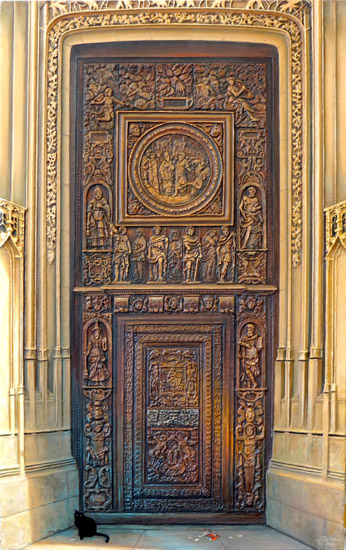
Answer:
111 226 131 282
84 321 110 384
86 186 112 249
238 296 265 325
147 428 198 484
224 77 258 122
239 186 264 249
148 349 199 408
159 151 175 196
167 229 182 282
131 228 147 282
236 394 264 510
147 226 168 283
201 229 218 281
217 225 236 283
183 227 201 283
238 323 263 389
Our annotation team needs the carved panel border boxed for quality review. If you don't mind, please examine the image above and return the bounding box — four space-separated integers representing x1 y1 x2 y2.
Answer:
45 3 308 266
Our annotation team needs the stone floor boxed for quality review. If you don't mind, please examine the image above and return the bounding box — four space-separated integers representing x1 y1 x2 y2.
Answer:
27 525 314 550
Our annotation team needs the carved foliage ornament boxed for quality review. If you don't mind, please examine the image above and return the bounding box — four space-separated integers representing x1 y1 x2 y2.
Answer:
0 199 25 257
46 4 307 267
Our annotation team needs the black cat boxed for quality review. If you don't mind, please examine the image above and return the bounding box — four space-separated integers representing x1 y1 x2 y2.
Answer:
74 510 110 543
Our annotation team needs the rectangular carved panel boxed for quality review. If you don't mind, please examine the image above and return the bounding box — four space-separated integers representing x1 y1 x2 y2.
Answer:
123 322 223 512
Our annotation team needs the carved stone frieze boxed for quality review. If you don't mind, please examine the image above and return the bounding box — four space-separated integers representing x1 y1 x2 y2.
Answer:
84 294 112 313
235 390 265 511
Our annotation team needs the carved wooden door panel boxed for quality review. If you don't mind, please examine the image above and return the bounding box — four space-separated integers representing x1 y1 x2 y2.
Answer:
121 321 225 513
71 42 278 520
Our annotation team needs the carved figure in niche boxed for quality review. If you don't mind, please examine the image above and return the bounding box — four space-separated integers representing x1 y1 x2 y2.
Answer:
85 399 111 467
224 77 258 122
236 405 264 507
239 187 264 249
239 323 263 388
201 295 217 313
86 187 111 249
147 226 168 283
167 229 182 282
202 229 218 281
112 227 131 282
90 87 124 128
159 151 175 196
85 322 109 383
183 227 201 283
131 228 147 282
217 225 236 283
142 152 159 192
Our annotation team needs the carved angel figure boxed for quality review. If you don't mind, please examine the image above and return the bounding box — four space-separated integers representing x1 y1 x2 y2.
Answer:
224 77 258 122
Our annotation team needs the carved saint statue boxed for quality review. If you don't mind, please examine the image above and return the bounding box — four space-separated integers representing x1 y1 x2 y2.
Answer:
147 226 168 283
183 226 202 283
174 152 191 195
239 323 263 388
216 225 236 283
131 228 147 281
85 322 109 383
86 186 111 249
112 226 131 282
239 186 263 249
202 229 218 281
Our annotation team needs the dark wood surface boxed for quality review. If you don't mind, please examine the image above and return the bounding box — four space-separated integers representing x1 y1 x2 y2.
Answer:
70 40 278 521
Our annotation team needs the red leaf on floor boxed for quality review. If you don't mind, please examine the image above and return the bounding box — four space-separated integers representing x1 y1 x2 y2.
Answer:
205 533 220 540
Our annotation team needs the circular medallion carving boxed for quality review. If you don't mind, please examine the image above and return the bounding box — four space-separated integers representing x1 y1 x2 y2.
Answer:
129 123 222 216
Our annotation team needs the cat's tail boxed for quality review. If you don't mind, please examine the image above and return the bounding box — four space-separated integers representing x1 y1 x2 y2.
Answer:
96 531 110 543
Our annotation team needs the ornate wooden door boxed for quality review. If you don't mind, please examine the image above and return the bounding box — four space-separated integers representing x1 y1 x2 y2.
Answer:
71 41 278 521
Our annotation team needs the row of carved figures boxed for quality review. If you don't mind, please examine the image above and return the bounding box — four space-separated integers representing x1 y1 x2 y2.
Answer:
87 222 237 283
86 184 264 254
